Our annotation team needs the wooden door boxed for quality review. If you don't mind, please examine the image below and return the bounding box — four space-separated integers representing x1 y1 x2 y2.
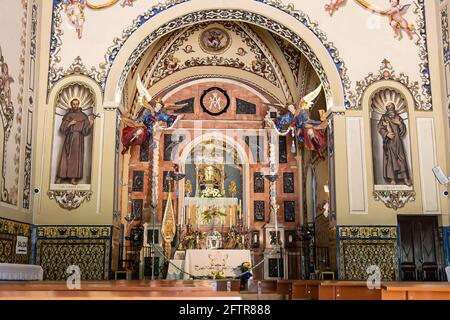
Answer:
398 216 439 281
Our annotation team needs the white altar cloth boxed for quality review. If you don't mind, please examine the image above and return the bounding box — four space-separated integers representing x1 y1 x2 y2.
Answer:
0 263 43 281
185 197 238 208
166 260 185 280
183 249 251 280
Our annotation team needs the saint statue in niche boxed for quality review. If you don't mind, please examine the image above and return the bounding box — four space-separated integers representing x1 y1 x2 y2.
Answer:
55 98 95 185
371 88 413 188
377 102 411 186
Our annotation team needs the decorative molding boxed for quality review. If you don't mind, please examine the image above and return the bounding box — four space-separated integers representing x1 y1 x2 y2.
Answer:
36 225 112 239
337 226 398 239
108 8 339 106
373 190 416 211
0 217 32 237
49 56 105 93
354 59 424 111
47 190 93 211
442 7 450 64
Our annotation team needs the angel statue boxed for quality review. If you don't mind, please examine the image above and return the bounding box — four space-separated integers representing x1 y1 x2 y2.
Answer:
121 74 185 154
265 85 328 159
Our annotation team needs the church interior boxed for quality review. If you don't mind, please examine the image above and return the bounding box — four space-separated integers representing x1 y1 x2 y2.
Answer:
0 0 450 301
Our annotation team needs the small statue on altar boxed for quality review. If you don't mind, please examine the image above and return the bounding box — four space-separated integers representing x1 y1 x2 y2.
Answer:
265 84 328 159
121 74 186 154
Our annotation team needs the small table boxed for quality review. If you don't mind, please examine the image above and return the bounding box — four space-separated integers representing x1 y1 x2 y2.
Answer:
0 263 43 281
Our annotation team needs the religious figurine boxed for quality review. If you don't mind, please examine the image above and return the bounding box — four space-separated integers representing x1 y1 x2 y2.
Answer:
265 85 328 159
121 74 185 154
382 0 414 40
377 102 412 186
63 0 86 39
55 98 95 185
324 0 346 16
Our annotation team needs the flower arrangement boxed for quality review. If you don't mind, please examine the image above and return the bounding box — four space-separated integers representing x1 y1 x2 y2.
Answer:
241 262 252 273
240 262 252 289
182 229 205 249
202 207 226 224
201 187 223 198
210 271 226 280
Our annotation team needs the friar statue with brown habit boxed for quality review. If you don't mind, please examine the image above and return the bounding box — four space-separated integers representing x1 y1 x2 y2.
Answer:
55 98 94 185
377 102 412 186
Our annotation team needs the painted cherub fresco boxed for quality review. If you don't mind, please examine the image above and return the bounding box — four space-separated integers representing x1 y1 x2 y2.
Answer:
265 85 328 159
63 0 86 39
383 0 415 40
325 0 415 40
120 0 136 7
121 74 186 154
324 0 346 16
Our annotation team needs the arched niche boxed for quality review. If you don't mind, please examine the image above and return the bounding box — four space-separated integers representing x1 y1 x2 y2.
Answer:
44 75 104 212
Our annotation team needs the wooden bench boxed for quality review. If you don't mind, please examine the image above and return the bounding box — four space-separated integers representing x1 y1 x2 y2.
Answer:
292 280 322 300
0 290 241 300
318 281 381 300
247 280 278 294
277 280 293 299
382 282 450 300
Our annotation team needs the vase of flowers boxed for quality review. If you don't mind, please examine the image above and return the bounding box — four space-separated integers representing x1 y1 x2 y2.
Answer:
240 262 252 291
201 187 223 198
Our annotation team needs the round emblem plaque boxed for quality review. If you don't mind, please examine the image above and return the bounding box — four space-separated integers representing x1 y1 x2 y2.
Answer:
199 28 231 54
200 87 231 116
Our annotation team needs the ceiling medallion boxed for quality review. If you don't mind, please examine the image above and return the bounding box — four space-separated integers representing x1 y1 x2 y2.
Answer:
200 87 230 116
373 190 416 211
199 27 231 55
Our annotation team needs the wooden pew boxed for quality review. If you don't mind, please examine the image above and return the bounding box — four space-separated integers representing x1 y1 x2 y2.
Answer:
0 280 215 292
291 280 321 300
0 290 241 300
382 282 450 300
247 280 278 294
277 280 293 300
318 281 381 300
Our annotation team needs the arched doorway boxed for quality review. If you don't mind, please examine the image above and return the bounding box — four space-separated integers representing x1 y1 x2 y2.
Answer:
113 12 337 280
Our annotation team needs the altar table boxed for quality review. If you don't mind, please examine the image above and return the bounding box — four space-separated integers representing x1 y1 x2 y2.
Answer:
0 263 43 281
183 249 251 280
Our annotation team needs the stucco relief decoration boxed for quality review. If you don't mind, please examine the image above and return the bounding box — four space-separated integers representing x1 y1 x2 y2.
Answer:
48 83 98 210
355 59 424 110
0 47 15 142
101 5 342 106
370 88 415 210
47 190 93 211
0 0 28 206
141 22 284 95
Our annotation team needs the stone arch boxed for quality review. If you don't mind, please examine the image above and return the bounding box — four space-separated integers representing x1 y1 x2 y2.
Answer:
103 0 347 109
